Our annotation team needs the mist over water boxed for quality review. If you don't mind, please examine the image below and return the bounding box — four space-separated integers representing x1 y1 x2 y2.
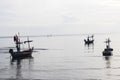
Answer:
0 33 120 80
1 0 120 36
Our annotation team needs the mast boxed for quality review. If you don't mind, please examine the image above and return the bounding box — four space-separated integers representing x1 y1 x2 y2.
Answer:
27 37 30 49
24 36 33 50
105 38 111 49
18 32 21 52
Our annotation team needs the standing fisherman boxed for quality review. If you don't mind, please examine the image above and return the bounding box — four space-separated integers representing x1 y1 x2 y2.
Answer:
14 35 20 52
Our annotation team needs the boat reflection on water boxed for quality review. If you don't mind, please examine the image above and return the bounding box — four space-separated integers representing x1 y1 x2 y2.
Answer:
84 43 94 53
16 60 22 80
84 43 94 50
104 56 111 68
103 56 112 78
10 58 34 80
10 59 22 79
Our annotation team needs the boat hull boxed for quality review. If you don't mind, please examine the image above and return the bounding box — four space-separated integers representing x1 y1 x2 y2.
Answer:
103 51 112 56
102 48 113 56
9 49 33 59
84 40 94 44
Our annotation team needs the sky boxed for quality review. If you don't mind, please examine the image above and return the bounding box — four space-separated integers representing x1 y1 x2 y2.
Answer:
0 0 120 36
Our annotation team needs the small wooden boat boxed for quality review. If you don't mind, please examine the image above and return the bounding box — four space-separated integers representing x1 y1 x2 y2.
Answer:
84 39 94 44
9 48 33 59
102 38 113 56
84 35 94 44
9 34 34 59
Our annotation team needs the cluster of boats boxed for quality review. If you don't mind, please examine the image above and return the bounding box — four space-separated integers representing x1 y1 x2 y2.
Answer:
9 34 113 61
84 35 113 56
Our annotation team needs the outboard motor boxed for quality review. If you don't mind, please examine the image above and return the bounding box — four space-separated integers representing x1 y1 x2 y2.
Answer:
9 49 14 56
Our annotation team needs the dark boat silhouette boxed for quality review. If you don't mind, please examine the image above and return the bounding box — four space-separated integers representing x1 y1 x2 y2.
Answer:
84 35 94 44
9 34 34 59
102 38 113 56
9 48 33 59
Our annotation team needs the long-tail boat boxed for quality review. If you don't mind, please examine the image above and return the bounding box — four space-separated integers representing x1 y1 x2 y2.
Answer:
84 35 94 44
102 38 113 56
9 34 34 59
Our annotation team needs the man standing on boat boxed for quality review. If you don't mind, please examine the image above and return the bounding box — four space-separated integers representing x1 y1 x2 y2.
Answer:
14 35 20 52
14 35 18 43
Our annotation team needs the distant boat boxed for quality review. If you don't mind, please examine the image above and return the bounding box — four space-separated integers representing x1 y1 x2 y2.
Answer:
84 35 94 44
9 34 34 59
102 38 113 56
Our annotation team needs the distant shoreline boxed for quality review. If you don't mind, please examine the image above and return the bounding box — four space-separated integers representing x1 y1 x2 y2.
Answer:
0 32 119 38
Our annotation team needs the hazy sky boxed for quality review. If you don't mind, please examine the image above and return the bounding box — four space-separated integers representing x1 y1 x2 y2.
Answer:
0 0 120 36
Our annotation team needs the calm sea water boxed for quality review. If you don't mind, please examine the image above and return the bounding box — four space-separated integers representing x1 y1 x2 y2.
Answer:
0 34 120 80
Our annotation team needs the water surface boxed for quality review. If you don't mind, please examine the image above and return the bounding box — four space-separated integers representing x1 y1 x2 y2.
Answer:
0 34 120 80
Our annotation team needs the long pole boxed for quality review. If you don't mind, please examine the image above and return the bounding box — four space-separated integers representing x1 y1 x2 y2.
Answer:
27 37 30 49
18 32 20 52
